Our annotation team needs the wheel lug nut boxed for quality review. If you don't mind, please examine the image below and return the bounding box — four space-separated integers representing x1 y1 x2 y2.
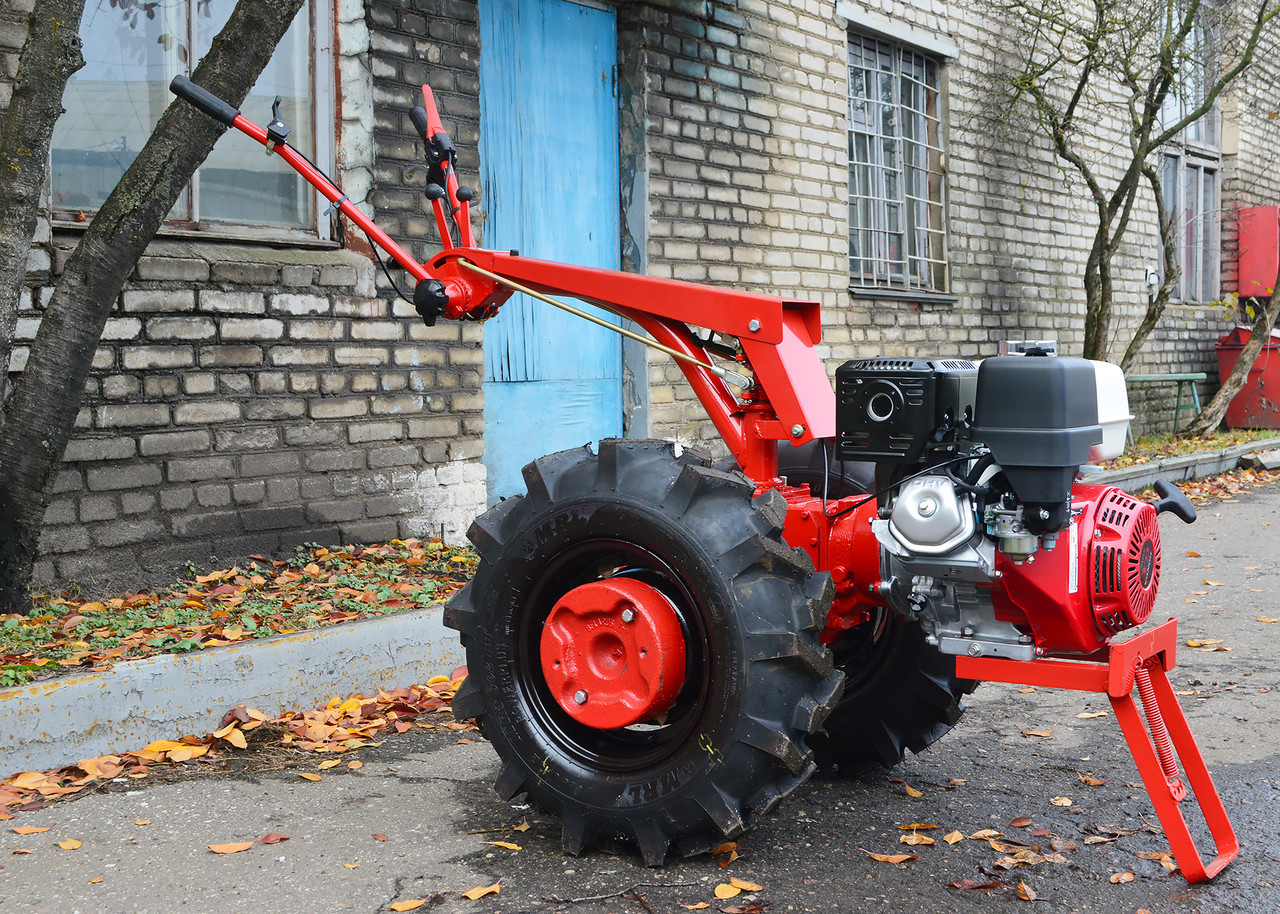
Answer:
574 690 588 705
621 608 635 623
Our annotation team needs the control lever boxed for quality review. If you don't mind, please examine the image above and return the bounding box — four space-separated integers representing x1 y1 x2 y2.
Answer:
1152 479 1197 524
265 96 290 154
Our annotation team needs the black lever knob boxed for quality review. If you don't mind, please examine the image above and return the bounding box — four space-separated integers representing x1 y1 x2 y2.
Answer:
414 278 449 327
425 183 446 201
456 185 474 202
1152 478 1197 524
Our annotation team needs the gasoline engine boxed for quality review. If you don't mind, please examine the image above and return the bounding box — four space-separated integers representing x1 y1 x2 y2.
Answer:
835 352 1191 661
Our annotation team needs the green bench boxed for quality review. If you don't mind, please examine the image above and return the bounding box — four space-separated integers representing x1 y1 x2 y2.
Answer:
1126 372 1207 435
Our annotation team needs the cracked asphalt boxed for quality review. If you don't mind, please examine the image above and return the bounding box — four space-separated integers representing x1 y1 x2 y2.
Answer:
1 482 1278 913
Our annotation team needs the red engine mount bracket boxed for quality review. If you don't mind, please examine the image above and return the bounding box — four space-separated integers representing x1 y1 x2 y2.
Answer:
539 578 687 729
956 618 1238 883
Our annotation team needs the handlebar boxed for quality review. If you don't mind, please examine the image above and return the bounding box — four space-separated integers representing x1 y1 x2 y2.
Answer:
169 75 240 127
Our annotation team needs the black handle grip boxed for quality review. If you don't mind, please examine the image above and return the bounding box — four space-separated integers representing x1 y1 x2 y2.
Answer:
169 75 239 127
1152 478 1197 524
409 106 431 142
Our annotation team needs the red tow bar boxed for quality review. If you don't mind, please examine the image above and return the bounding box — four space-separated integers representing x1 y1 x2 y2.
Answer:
540 579 687 729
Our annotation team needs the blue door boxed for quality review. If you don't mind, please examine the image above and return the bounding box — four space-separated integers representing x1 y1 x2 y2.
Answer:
479 0 622 504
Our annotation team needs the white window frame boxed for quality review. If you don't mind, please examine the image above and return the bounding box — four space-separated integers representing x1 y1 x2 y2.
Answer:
846 30 948 294
1161 151 1221 304
51 0 334 243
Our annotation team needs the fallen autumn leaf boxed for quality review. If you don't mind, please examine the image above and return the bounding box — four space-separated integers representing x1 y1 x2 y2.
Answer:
207 841 255 855
57 838 81 850
461 883 500 900
715 884 742 899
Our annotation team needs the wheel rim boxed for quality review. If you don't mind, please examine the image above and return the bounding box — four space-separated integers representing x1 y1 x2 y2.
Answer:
513 536 715 773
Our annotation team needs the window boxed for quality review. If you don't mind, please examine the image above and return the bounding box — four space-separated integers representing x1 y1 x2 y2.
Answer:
51 0 328 235
1155 6 1221 303
847 33 946 293
1161 153 1220 303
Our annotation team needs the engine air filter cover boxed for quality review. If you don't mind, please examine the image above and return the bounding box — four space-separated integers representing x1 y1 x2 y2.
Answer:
1087 489 1161 634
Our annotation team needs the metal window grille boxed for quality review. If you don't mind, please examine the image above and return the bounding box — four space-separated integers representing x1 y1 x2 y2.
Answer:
848 33 946 292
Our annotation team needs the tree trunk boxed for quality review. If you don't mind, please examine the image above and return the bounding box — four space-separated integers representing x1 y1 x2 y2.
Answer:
0 0 304 614
0 0 87 431
1182 290 1280 437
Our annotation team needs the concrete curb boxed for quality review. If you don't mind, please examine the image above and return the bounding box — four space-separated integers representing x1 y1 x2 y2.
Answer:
1090 435 1280 491
0 604 464 775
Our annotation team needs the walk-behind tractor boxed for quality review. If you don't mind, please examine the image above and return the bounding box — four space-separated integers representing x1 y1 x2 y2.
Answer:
171 76 1239 881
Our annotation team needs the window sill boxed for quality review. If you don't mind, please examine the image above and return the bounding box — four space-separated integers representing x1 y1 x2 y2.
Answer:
848 285 957 307
51 218 339 251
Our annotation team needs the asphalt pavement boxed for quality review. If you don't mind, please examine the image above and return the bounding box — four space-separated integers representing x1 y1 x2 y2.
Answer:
2 482 1278 914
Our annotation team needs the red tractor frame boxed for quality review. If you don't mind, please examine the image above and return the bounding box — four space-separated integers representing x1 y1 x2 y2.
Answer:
171 76 1237 881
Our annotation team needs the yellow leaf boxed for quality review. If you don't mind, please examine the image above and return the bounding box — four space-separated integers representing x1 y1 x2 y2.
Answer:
212 722 237 739
343 863 359 869
143 740 185 753
1017 687 1036 693
1186 639 1224 648
134 820 151 826
683 905 711 911
389 902 426 912
900 832 935 846
969 829 1002 839
207 841 255 854
167 745 208 763
90 876 104 884
11 848 33 854
1021 730 1054 738
1203 580 1226 587
1079 774 1107 786
10 772 51 789
512 821 530 832
223 728 247 750
729 877 763 891
1049 796 1072 807
58 838 82 850
861 849 918 864
347 760 363 770
486 841 521 850
11 826 51 835
337 697 363 717
943 831 965 845
1109 871 1135 884
462 883 501 900
1075 712 1107 719
426 675 451 685
318 760 342 770
298 773 322 782
714 884 742 899
897 823 940 830
1016 880 1038 902
1256 617 1279 623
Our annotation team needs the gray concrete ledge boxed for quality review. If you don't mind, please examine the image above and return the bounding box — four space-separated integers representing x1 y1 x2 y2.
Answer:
0 604 464 775
1090 436 1280 491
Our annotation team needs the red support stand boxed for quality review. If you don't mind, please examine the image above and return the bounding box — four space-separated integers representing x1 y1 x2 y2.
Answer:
956 619 1239 883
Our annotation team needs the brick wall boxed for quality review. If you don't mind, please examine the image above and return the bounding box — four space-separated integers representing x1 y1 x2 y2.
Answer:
624 0 1251 443
2 0 487 593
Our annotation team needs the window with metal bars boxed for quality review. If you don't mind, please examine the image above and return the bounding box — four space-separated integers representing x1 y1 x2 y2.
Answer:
847 33 946 293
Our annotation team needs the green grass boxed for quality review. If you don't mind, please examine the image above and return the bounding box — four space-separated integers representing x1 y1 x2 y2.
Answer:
0 539 477 688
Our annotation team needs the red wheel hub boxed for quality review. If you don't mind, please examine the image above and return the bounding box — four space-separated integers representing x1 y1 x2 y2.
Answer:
540 578 687 729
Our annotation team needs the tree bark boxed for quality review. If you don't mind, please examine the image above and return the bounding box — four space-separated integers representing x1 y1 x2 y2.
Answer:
1182 290 1280 437
0 0 87 430
0 0 304 614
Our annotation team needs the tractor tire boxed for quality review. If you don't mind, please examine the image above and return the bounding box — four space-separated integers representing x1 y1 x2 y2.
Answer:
443 439 842 865
771 439 978 775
